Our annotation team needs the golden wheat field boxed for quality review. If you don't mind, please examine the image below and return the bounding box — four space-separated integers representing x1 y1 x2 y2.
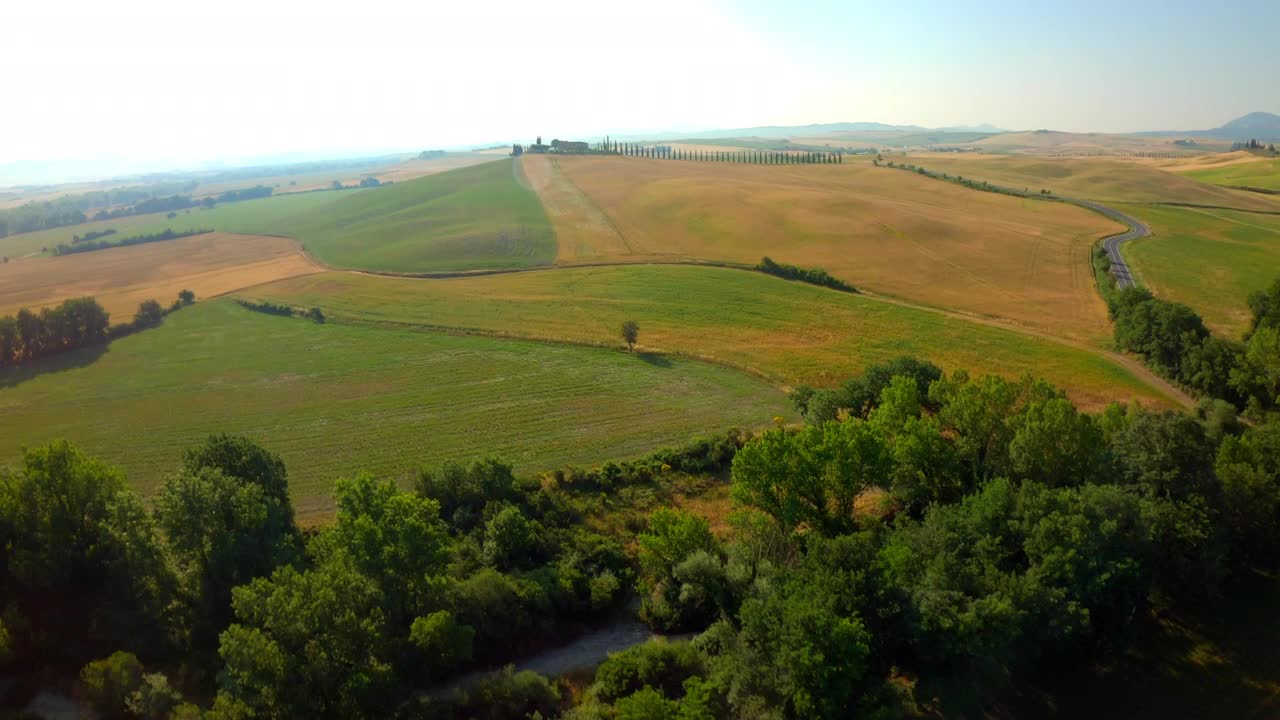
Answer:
0 232 323 321
535 155 1120 343
898 153 1280 211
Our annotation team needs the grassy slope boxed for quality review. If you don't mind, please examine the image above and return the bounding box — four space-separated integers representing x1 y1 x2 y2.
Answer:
0 300 787 519
901 154 1280 211
1120 204 1280 338
0 189 356 260
267 159 556 272
1181 157 1280 191
248 266 1175 411
548 156 1117 344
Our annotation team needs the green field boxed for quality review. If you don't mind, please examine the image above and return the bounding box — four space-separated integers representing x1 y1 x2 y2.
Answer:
0 300 787 519
1181 157 1280 191
264 158 555 272
246 265 1177 411
0 159 553 274
0 189 357 259
1121 204 1280 337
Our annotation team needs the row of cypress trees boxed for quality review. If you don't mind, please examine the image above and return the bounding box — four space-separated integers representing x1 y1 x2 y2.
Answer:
599 138 842 165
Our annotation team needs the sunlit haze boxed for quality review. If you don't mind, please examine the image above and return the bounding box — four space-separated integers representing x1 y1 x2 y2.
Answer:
4 0 1277 169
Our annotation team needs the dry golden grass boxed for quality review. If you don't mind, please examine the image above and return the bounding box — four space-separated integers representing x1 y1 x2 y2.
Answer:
546 156 1120 343
518 155 632 262
0 232 322 320
969 130 1231 154
899 153 1280 211
1141 150 1263 171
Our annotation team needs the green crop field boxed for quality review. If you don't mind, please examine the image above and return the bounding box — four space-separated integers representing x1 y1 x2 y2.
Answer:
0 300 787 520
1121 204 1280 337
1181 158 1280 191
0 189 357 260
247 265 1178 411
264 158 555 273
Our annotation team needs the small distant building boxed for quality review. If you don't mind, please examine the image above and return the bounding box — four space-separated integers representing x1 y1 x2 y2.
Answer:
550 139 590 154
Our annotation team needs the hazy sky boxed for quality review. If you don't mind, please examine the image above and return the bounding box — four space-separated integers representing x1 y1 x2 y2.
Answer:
3 0 1277 167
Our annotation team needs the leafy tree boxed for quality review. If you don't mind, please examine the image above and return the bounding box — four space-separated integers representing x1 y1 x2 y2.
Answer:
637 509 721 630
79 651 144 719
156 466 296 648
319 472 450 626
178 289 196 306
482 505 537 570
409 610 474 670
1215 418 1280 559
218 559 397 719
1008 397 1107 486
415 457 517 531
615 687 677 719
790 356 940 423
593 640 703 702
732 420 890 536
133 299 165 329
930 372 1060 483
127 672 183 720
1232 325 1280 410
0 442 169 665
183 434 296 536
621 319 640 351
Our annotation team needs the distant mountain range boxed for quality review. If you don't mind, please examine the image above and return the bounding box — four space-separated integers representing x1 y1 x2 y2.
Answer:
1138 112 1280 142
607 121 1009 143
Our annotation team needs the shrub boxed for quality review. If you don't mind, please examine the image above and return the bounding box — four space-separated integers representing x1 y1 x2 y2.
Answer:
79 651 144 718
594 640 704 702
756 256 857 293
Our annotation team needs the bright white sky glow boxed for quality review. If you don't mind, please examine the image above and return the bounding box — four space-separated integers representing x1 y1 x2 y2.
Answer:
2 0 1277 173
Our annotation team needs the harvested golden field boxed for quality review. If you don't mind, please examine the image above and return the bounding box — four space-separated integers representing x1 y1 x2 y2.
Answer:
0 232 322 320
518 155 631 262
968 130 1230 154
899 153 1280 211
544 156 1120 343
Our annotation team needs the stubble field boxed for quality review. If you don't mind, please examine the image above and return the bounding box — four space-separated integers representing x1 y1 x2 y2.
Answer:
0 232 322 320
542 155 1120 343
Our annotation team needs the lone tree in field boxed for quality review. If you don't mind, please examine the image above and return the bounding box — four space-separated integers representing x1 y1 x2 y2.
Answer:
621 320 639 351
178 289 196 306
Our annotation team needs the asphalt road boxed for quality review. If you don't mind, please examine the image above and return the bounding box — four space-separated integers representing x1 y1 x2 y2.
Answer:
1067 199 1150 289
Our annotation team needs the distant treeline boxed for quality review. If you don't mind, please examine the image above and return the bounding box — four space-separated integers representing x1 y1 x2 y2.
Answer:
72 228 117 244
91 186 274 221
52 228 213 256
880 158 1050 198
0 290 194 369
0 181 198 238
1 185 274 239
756 256 857 293
236 298 326 323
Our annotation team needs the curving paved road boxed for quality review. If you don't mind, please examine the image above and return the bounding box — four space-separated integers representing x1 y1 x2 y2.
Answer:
1060 199 1149 289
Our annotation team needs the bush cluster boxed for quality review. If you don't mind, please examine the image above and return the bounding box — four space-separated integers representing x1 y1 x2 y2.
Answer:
756 256 857 293
52 227 213 256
